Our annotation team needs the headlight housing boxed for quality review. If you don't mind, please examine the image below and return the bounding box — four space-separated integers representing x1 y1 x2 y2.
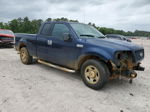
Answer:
135 49 144 61
115 51 130 60
115 51 133 66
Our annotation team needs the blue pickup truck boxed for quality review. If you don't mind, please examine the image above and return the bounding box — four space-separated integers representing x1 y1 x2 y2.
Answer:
15 21 144 90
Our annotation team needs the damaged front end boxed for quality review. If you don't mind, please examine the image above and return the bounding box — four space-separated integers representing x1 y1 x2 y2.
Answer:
109 50 145 83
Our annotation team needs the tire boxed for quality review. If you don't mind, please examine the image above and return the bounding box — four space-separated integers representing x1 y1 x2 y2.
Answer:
20 47 33 64
81 59 110 90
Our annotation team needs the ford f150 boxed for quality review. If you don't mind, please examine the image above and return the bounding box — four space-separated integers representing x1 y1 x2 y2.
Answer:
15 21 145 90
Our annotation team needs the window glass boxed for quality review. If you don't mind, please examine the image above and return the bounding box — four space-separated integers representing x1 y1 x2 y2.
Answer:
52 24 70 40
41 23 51 35
71 23 105 38
0 30 14 36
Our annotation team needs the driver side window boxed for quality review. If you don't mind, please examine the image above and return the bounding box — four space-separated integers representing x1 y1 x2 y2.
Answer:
52 24 70 40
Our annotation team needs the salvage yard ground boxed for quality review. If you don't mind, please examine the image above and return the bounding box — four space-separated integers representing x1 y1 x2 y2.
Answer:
0 40 150 112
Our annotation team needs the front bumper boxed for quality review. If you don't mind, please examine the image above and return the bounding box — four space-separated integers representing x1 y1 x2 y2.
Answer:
109 60 144 80
0 41 14 46
134 64 145 71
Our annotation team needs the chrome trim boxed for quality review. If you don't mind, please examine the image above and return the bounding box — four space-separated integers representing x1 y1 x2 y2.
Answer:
38 60 76 73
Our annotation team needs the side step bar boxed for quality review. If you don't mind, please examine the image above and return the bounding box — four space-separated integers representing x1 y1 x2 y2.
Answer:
37 60 76 73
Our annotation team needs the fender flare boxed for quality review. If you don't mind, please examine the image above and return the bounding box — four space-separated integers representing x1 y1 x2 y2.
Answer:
75 52 112 70
18 39 28 50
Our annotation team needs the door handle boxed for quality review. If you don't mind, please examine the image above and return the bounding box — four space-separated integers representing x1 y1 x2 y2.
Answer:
47 40 52 45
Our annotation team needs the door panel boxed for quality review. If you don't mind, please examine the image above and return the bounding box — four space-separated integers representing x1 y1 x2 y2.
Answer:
47 23 80 69
36 23 52 60
36 35 49 59
48 38 80 68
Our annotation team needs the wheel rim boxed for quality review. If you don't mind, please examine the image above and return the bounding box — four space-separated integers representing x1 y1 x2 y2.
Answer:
84 65 100 84
21 51 27 62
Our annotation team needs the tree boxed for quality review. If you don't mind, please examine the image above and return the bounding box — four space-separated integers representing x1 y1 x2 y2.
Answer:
9 19 19 32
0 17 150 37
0 22 4 29
46 18 52 22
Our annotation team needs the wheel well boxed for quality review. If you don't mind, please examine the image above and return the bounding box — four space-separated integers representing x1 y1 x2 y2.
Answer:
78 55 106 70
19 43 26 51
78 55 113 75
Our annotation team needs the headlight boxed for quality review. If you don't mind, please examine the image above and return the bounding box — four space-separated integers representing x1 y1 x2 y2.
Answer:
139 52 144 58
135 49 144 61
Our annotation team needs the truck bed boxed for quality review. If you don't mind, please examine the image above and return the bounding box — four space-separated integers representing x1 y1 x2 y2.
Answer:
15 33 37 56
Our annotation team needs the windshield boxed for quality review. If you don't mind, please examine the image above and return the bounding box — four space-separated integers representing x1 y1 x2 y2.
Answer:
0 30 14 36
70 23 105 38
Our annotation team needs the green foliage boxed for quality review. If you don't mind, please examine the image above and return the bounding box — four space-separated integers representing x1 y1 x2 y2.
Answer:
88 22 150 37
0 17 150 37
6 17 43 33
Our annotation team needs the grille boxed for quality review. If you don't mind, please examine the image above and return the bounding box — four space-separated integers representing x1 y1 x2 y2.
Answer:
0 37 14 41
135 49 144 61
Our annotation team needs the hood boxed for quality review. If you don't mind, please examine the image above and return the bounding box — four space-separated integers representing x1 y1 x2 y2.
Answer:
0 34 14 38
83 38 143 52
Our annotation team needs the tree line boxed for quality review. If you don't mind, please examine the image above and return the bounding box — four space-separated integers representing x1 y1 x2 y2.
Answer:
0 17 150 37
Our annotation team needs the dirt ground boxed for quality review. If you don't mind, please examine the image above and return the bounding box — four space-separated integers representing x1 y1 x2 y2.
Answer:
0 40 150 112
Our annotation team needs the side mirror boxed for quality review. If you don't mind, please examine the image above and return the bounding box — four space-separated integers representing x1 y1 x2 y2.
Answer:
63 33 72 42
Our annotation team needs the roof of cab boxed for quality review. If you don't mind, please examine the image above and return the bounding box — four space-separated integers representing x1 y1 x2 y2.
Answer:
44 21 80 24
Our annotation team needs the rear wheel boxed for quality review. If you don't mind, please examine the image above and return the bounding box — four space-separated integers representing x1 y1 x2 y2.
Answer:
20 47 33 64
81 59 109 90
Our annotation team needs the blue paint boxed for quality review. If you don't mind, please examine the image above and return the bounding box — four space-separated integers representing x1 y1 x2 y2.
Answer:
15 21 144 70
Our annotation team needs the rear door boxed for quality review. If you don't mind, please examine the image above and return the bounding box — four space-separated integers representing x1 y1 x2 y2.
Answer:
36 23 52 59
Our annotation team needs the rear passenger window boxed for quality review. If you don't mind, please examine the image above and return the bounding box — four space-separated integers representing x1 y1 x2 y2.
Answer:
41 23 51 36
52 24 69 40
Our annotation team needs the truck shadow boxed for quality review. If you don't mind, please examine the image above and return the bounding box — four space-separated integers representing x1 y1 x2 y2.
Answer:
104 78 132 90
35 62 133 91
36 63 81 81
0 46 14 49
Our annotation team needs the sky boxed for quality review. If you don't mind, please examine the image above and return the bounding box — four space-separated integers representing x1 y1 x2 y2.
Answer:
0 0 150 32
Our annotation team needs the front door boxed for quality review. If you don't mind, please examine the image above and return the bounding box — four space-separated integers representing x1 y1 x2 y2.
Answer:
47 23 80 69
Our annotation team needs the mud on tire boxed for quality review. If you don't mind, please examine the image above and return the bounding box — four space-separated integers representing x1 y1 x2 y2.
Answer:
20 47 33 64
81 59 110 90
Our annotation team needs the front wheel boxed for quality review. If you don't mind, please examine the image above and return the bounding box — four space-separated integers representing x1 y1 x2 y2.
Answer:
81 59 109 90
20 47 33 64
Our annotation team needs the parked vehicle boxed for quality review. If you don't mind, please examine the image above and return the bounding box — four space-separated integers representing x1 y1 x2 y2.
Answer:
15 22 144 90
0 29 15 47
105 34 132 42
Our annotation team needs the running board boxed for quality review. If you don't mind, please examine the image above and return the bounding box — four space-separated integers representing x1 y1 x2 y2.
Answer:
37 60 76 73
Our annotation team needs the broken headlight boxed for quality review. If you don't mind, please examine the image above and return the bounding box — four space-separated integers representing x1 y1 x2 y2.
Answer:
115 51 129 60
115 51 133 66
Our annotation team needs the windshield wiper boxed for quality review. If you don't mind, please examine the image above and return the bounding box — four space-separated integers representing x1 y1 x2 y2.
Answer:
97 36 106 38
80 34 95 37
